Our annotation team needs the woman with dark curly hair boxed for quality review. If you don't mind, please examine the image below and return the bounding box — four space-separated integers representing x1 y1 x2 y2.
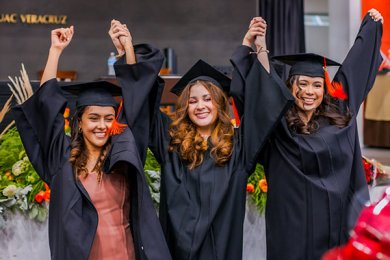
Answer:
12 21 171 260
231 8 384 260
114 17 293 259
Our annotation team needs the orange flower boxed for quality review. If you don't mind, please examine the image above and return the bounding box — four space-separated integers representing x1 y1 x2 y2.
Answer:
63 107 70 118
258 179 268 193
64 119 70 129
246 183 255 193
44 190 51 202
35 191 45 203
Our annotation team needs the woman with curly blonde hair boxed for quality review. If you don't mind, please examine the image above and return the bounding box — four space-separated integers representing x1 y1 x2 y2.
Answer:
168 79 234 170
115 17 293 259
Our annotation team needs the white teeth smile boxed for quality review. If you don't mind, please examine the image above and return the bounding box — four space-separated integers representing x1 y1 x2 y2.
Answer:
196 113 209 118
302 98 315 104
94 132 106 138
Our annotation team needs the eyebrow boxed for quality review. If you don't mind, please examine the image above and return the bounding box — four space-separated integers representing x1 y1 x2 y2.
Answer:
189 94 211 99
299 80 322 84
87 113 115 117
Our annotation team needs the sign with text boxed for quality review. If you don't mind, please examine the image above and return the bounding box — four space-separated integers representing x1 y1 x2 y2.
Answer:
0 13 67 25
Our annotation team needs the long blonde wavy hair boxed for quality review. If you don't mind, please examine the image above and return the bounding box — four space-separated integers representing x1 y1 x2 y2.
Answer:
168 80 234 170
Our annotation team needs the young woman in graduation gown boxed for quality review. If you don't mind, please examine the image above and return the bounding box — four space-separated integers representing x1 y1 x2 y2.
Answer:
113 19 293 259
231 10 384 260
12 22 171 260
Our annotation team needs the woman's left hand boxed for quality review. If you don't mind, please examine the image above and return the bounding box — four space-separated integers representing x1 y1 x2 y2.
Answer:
243 17 267 48
368 8 384 24
109 20 133 55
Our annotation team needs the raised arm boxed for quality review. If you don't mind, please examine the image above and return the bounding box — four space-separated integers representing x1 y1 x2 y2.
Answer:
109 21 165 162
231 18 294 172
333 9 383 115
13 27 73 184
230 17 269 117
41 26 74 84
108 19 136 65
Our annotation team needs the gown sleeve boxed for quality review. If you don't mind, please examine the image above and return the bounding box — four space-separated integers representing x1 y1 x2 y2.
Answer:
12 79 69 184
148 110 171 165
229 45 256 118
333 13 383 115
114 44 165 163
230 46 295 172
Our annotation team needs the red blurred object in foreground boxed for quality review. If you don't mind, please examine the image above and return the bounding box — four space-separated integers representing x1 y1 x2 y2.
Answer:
323 187 390 260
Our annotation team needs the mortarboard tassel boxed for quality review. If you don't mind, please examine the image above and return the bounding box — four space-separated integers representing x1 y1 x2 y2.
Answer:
108 99 127 136
231 97 241 127
324 57 348 100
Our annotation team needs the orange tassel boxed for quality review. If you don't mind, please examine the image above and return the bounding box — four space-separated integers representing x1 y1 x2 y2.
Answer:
231 97 241 127
108 99 127 136
328 80 348 100
323 58 348 100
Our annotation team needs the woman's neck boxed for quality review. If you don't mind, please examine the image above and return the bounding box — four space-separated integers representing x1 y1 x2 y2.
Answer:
85 147 102 172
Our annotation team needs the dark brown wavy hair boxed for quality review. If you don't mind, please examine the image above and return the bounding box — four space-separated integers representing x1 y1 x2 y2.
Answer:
69 106 111 181
285 75 351 134
168 80 234 170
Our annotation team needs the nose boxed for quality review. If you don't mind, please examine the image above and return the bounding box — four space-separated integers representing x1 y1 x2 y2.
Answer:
97 118 107 129
196 100 206 110
305 85 314 95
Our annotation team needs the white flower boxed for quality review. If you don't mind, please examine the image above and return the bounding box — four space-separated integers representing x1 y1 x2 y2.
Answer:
2 185 17 197
19 185 33 195
12 160 27 176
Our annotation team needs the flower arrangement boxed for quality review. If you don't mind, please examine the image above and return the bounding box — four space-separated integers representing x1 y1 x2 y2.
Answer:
0 128 49 227
362 156 390 186
246 164 267 214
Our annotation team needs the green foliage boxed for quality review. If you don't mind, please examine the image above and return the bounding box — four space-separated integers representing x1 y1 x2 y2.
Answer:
144 148 161 172
144 149 161 209
0 128 24 171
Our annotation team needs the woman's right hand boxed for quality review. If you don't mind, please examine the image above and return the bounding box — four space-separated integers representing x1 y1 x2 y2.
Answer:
242 17 267 48
109 19 133 56
50 26 74 52
41 26 74 85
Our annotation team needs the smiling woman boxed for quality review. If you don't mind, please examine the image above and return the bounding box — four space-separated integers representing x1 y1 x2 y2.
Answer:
291 75 324 122
112 16 294 259
79 105 115 149
245 9 384 260
12 22 172 260
187 83 219 137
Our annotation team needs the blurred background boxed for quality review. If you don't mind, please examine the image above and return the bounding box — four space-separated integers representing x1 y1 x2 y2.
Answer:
0 0 389 156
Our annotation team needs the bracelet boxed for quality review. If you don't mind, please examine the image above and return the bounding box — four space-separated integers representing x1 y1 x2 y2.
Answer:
116 51 125 58
249 46 269 54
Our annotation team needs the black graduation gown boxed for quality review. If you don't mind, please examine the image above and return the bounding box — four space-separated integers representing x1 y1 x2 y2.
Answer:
12 44 171 260
251 15 382 260
115 48 293 259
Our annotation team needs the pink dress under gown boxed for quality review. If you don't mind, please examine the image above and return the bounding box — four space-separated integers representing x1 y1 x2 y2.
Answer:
80 171 135 260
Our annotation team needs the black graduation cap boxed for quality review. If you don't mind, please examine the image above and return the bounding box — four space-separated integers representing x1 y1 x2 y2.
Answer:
272 53 341 78
170 59 231 96
61 81 122 108
272 53 348 100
